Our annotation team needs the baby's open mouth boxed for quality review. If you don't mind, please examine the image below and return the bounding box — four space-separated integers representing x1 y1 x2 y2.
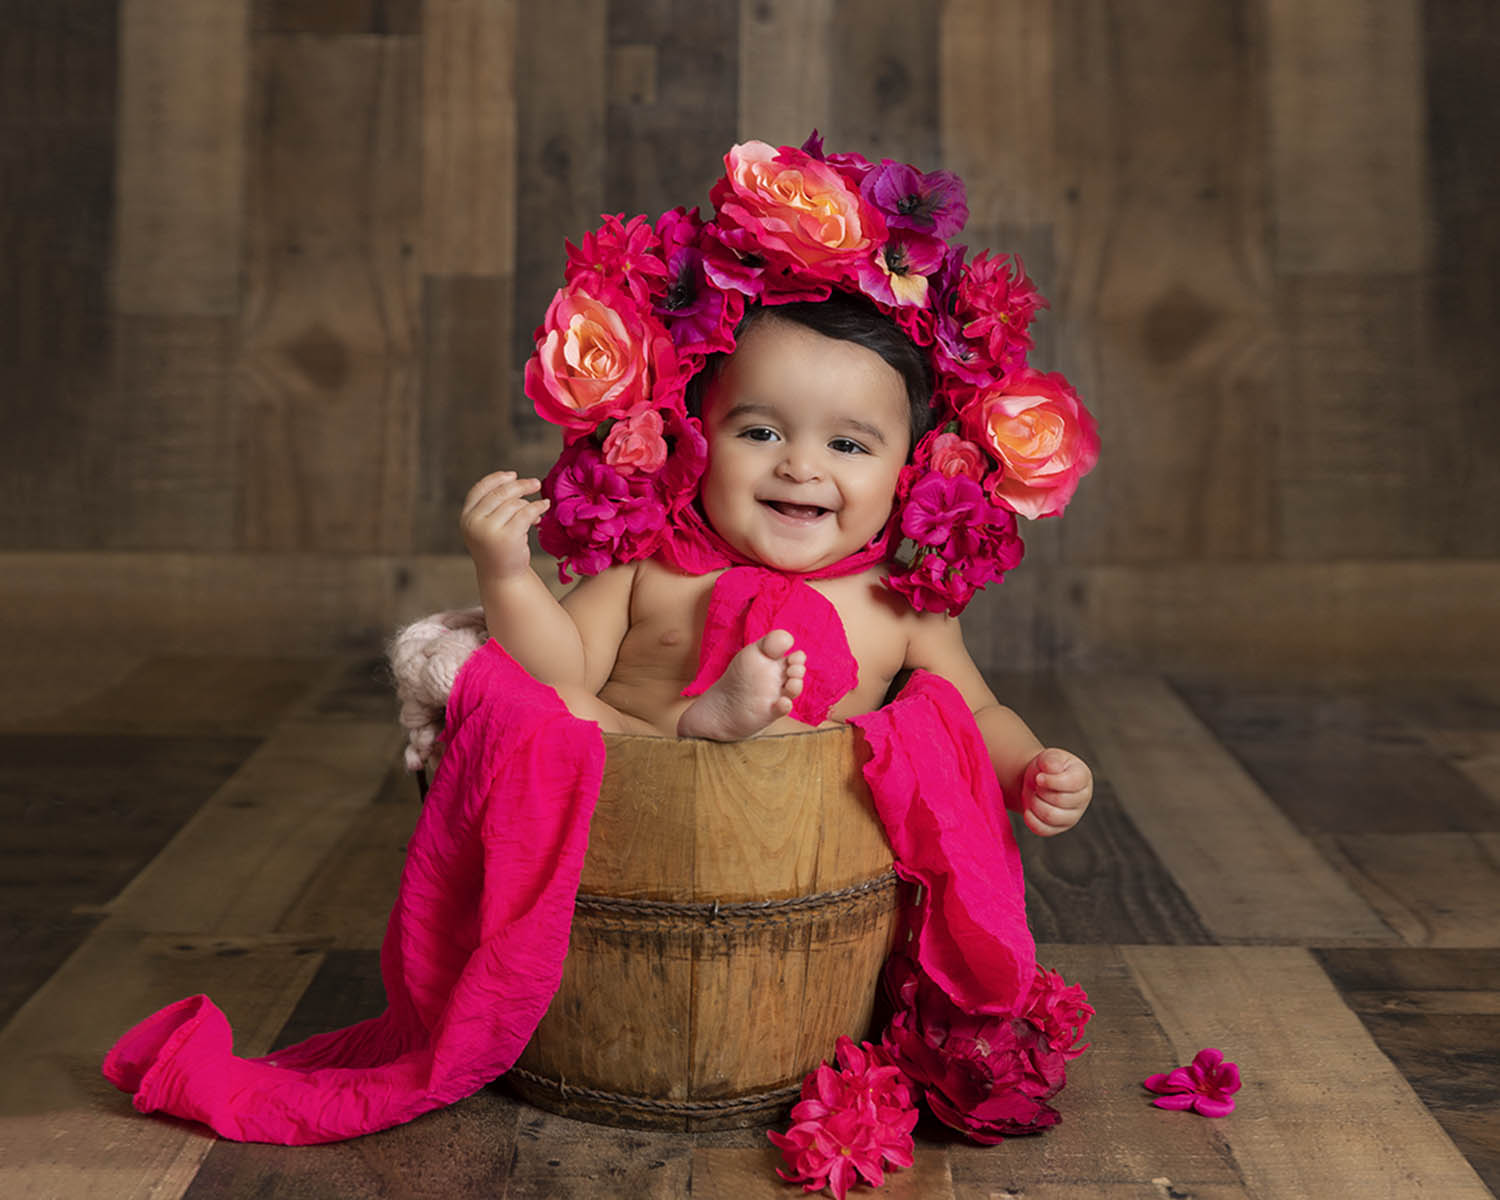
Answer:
764 500 829 520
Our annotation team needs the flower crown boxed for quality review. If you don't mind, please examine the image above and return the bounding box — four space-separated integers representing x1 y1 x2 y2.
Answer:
525 133 1099 615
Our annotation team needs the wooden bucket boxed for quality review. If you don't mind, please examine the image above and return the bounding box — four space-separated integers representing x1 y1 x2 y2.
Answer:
506 725 901 1130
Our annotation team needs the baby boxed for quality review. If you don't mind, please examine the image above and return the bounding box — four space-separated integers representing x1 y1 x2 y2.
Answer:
461 296 1093 837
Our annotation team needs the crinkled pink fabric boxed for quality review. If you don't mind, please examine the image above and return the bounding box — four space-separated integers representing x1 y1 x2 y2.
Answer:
101 642 604 1144
852 671 1035 1014
102 577 1036 1143
681 566 858 726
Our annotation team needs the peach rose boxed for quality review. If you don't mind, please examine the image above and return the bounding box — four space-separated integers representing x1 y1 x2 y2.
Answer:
525 282 666 434
961 370 1099 519
713 141 883 275
601 409 668 475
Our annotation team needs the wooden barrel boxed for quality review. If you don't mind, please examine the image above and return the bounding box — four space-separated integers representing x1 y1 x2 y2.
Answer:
506 725 901 1130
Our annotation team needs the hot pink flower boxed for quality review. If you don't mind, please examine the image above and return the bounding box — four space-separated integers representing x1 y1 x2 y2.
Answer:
1021 966 1095 1061
1144 1048 1241 1118
961 369 1100 519
901 472 994 549
601 409 668 475
957 251 1043 365
564 213 670 308
770 1036 917 1199
525 281 684 435
710 140 884 288
538 442 667 580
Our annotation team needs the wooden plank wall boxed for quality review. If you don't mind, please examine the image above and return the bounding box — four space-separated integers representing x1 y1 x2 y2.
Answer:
2 0 1497 676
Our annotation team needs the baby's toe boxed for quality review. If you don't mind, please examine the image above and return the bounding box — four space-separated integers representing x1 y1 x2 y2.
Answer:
760 629 795 659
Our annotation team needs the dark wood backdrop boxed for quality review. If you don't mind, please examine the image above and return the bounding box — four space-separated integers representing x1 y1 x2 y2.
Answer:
3 0 1497 674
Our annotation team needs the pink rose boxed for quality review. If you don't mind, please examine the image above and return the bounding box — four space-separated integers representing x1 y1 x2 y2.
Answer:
710 140 884 282
961 369 1100 519
524 281 678 435
601 409 668 475
922 431 987 480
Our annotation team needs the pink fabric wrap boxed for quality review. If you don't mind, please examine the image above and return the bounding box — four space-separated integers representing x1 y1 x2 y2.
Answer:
851 671 1035 1014
101 642 604 1144
681 566 858 726
102 602 1036 1143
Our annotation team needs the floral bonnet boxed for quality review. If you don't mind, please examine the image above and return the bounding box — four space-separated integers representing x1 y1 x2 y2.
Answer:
525 133 1100 615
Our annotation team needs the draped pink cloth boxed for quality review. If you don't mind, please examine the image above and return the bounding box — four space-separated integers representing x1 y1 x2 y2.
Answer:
102 643 604 1144
681 565 858 726
102 569 1034 1144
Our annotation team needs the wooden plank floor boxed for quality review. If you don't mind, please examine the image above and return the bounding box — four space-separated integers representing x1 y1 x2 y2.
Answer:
1 657 1496 1199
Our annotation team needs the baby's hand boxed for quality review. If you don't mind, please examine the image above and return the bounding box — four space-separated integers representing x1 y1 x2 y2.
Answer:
1020 747 1093 837
460 470 549 580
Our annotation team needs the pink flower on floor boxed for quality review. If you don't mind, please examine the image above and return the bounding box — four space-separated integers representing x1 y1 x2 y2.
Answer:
1143 1048 1241 1117
769 1036 917 1199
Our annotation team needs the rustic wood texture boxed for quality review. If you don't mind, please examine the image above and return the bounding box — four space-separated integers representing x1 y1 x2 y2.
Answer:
5 1 1496 672
514 727 899 1128
4 661 1499 1195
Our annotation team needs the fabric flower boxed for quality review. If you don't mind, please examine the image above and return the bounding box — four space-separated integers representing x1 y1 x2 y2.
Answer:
901 472 993 549
601 409 668 475
564 213 670 308
862 159 969 240
1020 965 1095 1061
961 369 1100 519
916 430 987 481
769 1037 917 1199
538 442 667 580
879 954 1070 1145
710 140 884 288
524 281 683 435
855 230 945 308
652 207 745 356
930 251 1041 388
1144 1049 1241 1118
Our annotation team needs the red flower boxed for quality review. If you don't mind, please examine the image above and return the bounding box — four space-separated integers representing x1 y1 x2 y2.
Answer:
1144 1048 1241 1118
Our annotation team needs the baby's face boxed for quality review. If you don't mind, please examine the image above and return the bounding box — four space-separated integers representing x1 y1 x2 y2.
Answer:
698 317 911 574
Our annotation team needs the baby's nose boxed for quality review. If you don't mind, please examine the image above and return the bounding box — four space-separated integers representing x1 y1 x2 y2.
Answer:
775 452 821 482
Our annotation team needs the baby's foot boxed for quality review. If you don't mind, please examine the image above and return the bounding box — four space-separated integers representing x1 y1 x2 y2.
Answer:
677 630 806 741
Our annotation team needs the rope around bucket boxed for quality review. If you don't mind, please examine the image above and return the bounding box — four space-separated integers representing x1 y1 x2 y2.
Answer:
504 1067 805 1121
571 869 900 932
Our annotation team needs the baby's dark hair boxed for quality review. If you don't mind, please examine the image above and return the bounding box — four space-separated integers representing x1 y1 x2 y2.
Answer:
688 292 938 454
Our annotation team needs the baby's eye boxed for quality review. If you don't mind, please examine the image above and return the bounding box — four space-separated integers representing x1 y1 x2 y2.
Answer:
829 437 868 455
740 426 780 443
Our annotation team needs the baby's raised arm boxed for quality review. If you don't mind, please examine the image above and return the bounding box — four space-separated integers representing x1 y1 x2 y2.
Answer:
460 470 630 692
904 611 1093 836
